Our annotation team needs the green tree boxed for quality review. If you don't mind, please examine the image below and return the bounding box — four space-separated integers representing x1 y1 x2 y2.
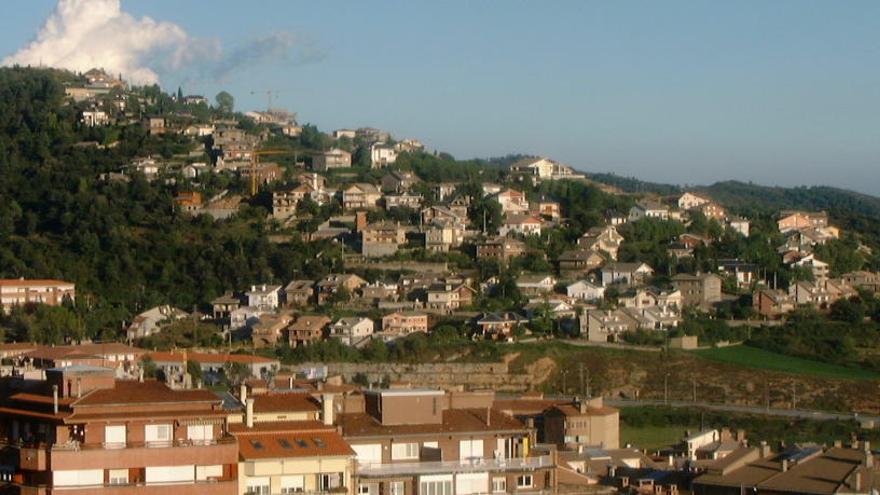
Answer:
215 91 235 113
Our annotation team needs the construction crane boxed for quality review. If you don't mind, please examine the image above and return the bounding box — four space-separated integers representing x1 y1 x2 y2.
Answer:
249 149 293 196
251 90 282 112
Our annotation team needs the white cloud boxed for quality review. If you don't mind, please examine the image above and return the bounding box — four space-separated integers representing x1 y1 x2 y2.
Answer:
3 0 325 87
2 0 198 85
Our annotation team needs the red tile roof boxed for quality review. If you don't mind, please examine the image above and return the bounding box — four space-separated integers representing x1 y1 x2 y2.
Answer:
251 392 321 413
339 408 526 438
147 351 277 365
228 420 327 434
25 343 145 361
0 279 74 287
72 380 220 407
237 429 354 460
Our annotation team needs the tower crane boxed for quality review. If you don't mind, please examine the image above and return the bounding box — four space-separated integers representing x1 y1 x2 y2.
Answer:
251 90 282 112
248 148 293 196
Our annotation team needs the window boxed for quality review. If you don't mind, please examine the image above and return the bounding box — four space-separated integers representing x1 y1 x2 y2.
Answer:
245 477 270 495
320 473 343 491
459 439 484 461
144 424 172 445
104 425 126 448
187 424 213 444
357 484 375 495
196 465 222 481
455 472 488 495
144 466 194 484
108 469 128 485
352 444 382 464
492 477 506 493
516 475 533 488
419 476 453 495
53 469 103 487
390 481 405 495
280 475 305 493
392 442 419 460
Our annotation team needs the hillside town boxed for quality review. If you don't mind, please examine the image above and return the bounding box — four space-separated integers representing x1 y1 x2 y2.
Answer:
1 67 879 495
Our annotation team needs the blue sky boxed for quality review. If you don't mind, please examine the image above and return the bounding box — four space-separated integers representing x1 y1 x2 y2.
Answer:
3 1 879 194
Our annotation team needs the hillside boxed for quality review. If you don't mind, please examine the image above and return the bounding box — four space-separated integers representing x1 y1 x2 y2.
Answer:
586 173 880 244
1 67 878 368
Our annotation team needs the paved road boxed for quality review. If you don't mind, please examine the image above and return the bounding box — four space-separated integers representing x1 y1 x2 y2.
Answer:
605 398 880 425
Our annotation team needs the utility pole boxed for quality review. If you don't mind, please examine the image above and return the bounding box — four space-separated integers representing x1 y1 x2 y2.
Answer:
692 377 697 403
579 362 585 397
191 304 198 346
664 373 669 405
765 380 770 411
791 382 797 409
586 367 591 398
561 371 567 397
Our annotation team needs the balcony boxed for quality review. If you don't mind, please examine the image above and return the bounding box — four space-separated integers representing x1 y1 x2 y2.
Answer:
356 455 552 478
15 479 238 495
48 437 238 471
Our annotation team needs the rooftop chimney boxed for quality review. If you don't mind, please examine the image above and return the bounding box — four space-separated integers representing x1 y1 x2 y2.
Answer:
288 376 294 389
322 393 335 426
76 378 82 398
246 398 255 428
781 459 788 472
240 383 247 404
138 367 144 382
52 385 59 414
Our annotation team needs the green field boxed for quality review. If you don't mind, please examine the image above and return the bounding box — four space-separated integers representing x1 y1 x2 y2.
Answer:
620 424 694 451
692 345 880 381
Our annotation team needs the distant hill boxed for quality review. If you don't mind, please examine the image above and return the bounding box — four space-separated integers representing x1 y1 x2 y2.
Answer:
584 173 880 244
699 181 880 218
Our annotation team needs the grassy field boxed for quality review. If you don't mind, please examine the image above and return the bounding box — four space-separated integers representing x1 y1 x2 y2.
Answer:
620 424 693 451
692 345 880 381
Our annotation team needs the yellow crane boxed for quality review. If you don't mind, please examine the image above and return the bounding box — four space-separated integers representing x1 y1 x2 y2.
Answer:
248 148 295 196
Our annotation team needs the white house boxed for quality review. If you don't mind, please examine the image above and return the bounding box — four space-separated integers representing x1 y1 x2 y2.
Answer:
182 162 209 179
515 274 557 295
370 143 398 168
500 214 542 236
677 192 711 210
791 254 830 281
81 109 109 127
245 284 282 311
495 189 529 214
628 201 669 221
728 216 750 237
566 280 606 302
600 262 654 287
329 317 375 347
126 306 188 340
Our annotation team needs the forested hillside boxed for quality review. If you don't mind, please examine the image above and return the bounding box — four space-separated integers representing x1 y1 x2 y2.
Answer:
0 68 342 341
1 67 878 346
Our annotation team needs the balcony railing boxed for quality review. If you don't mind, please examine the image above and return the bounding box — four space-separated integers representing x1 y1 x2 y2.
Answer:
11 478 238 495
357 455 553 477
50 436 236 451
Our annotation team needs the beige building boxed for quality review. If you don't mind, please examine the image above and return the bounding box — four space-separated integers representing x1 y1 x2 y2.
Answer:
340 388 553 495
312 148 352 171
542 397 620 449
0 279 76 313
672 273 723 308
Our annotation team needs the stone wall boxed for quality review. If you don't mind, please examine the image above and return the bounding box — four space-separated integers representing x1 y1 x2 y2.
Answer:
291 361 536 392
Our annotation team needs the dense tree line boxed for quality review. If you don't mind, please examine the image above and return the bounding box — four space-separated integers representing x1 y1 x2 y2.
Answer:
0 68 341 342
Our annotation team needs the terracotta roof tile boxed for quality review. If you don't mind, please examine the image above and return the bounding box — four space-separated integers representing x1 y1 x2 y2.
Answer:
237 429 354 459
251 392 321 413
73 380 221 407
339 408 526 438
